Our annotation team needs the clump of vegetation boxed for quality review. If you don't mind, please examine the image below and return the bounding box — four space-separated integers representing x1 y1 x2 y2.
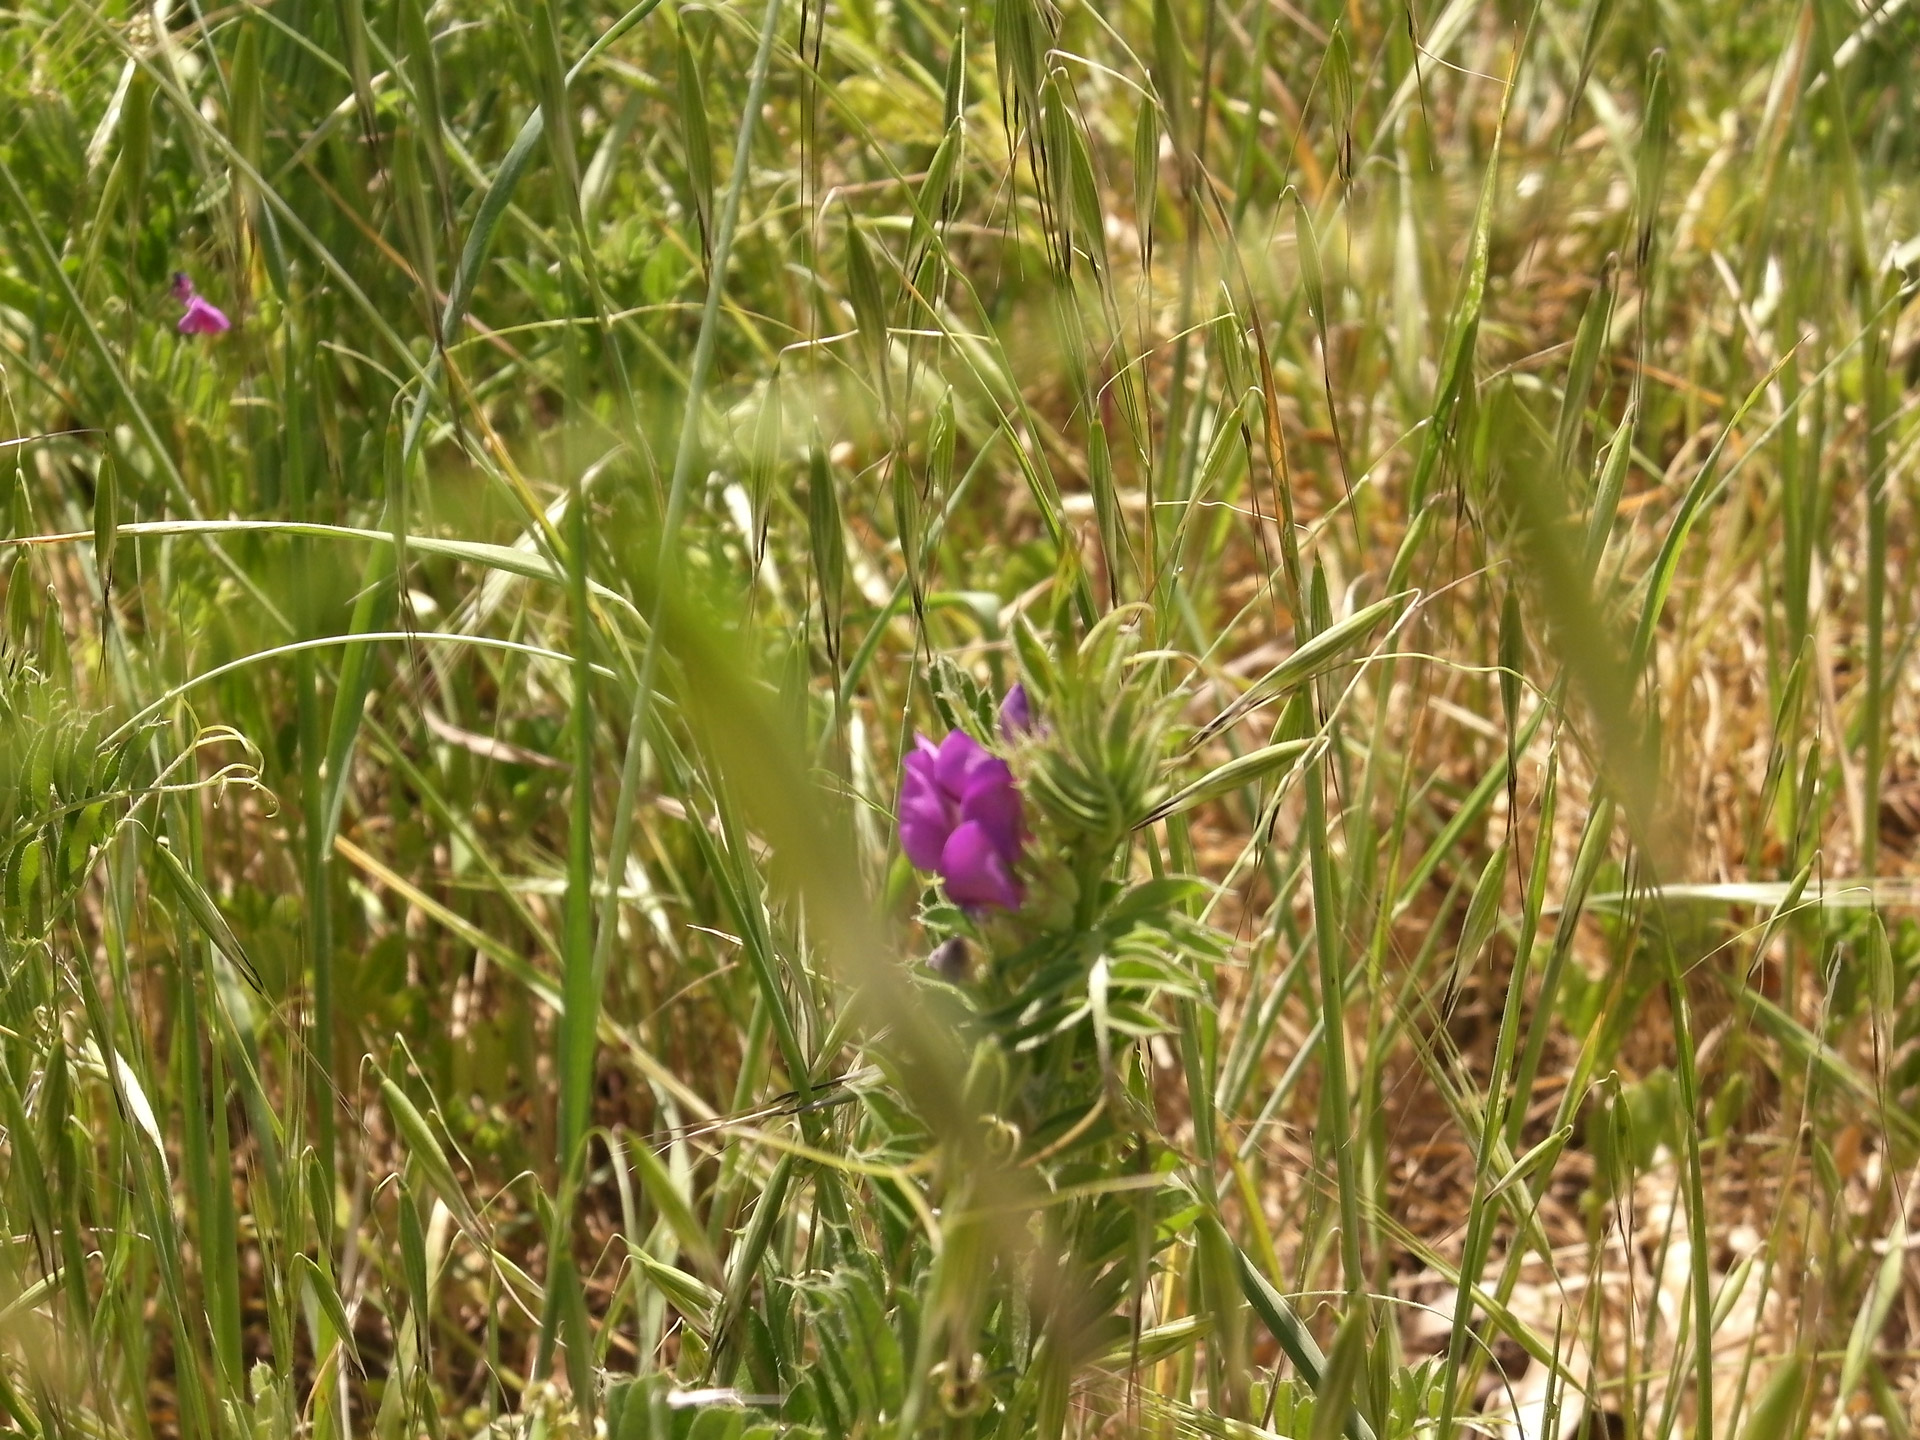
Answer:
1 0 1918 1435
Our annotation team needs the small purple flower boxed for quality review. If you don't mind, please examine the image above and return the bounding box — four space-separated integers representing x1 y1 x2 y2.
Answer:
171 273 230 335
999 683 1035 741
900 730 1024 911
177 295 231 335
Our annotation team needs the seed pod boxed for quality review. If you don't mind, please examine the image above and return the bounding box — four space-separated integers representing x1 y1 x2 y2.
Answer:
843 215 890 399
1634 50 1669 272
93 456 118 594
676 19 714 266
807 445 846 669
1133 98 1160 266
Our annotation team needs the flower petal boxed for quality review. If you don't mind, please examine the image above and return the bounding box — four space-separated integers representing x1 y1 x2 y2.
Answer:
998 683 1035 740
899 788 954 871
903 745 941 796
900 740 957 870
178 296 231 335
940 821 1023 911
934 728 993 799
959 760 1022 864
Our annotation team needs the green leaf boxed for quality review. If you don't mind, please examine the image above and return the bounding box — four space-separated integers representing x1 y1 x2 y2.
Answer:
630 1138 723 1283
1139 739 1315 827
292 1254 361 1374
91 456 117 589
1739 1355 1808 1440
677 19 715 263
149 837 264 996
634 1250 721 1336
1196 594 1411 743
378 1076 477 1233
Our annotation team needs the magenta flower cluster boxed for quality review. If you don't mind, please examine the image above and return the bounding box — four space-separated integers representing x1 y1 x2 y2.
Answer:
171 272 231 336
899 688 1034 911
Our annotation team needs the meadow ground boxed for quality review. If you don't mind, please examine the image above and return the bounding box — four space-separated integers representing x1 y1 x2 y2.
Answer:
2 0 1919 1435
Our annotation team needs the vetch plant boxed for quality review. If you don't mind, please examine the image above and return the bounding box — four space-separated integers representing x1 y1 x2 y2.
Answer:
847 602 1389 1434
915 613 1221 1046
861 613 1258 1431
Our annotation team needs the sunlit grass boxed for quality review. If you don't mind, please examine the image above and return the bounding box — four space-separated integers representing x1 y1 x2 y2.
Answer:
2 0 1918 1436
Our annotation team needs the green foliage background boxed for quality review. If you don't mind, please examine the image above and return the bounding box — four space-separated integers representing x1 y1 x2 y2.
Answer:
1 0 1918 1434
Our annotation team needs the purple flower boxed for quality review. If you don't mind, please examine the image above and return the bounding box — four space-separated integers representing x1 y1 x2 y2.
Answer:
177 295 231 335
900 730 1024 911
999 683 1035 740
171 273 230 335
